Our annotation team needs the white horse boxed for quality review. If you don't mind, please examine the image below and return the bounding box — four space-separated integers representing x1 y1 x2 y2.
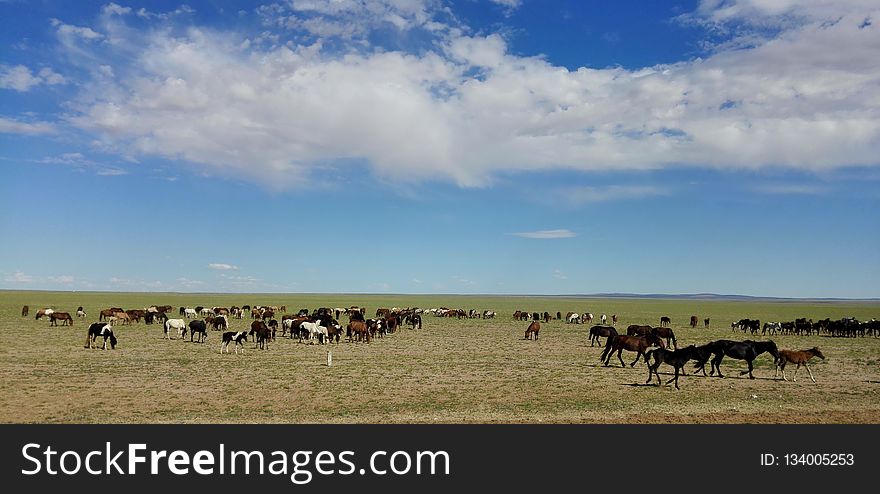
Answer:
300 321 328 344
601 314 607 324
184 308 197 318
164 318 186 340
568 313 580 324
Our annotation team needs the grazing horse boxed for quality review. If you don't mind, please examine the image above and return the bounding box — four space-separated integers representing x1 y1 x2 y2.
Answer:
659 316 671 327
584 313 594 324
21 305 29 317
690 315 698 328
524 321 540 340
163 319 186 340
406 314 422 329
589 325 618 347
188 320 207 343
49 312 73 326
347 320 371 343
775 347 825 383
220 331 248 354
300 321 328 344
626 324 653 337
645 345 699 389
601 333 665 368
76 306 86 318
568 313 581 324
249 321 271 349
710 340 780 379
612 314 618 325
85 323 117 350
651 326 677 349
704 318 710 328
35 308 54 320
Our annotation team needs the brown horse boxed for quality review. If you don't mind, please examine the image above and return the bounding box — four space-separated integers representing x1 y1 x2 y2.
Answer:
49 312 73 326
704 318 710 328
659 316 671 327
775 347 825 383
627 324 653 336
611 314 618 325
601 333 664 367
347 320 371 343
651 326 677 349
524 321 540 340
690 315 698 328
35 308 54 320
21 305 29 317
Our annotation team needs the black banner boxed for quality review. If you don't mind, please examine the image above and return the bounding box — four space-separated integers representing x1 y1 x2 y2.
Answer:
2 425 875 491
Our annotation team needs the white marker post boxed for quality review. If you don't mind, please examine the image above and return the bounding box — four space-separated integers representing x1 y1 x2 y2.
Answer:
327 351 332 367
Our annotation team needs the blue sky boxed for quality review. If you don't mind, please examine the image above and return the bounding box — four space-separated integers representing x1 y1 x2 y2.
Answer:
1 0 878 297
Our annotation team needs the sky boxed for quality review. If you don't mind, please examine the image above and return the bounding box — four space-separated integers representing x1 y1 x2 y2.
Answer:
0 0 878 298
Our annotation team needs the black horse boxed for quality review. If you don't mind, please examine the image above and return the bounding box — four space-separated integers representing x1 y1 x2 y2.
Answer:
645 345 698 389
406 314 422 329
589 325 618 347
709 340 779 379
84 322 117 350
189 319 207 343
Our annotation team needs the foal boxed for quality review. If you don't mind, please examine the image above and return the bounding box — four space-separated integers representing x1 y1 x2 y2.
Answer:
645 345 698 389
775 347 825 383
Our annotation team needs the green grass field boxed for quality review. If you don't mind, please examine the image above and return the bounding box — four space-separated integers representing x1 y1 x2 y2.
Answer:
1 290 878 423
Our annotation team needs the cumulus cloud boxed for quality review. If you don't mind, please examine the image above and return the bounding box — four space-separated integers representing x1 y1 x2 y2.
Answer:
41 1 880 189
510 229 577 239
47 275 75 284
208 263 239 270
0 64 66 92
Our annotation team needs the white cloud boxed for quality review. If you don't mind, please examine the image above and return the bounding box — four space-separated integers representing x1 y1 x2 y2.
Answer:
46 1 880 189
208 263 239 270
0 117 55 135
561 185 668 205
751 183 827 194
95 167 128 176
50 18 103 41
552 269 568 280
0 64 65 92
47 275 75 284
4 271 34 283
510 229 577 239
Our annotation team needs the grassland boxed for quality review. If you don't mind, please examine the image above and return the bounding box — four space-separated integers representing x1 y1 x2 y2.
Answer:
1 290 878 424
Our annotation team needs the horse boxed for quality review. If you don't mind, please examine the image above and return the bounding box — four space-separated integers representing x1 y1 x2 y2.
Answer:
407 314 422 329
211 314 229 331
601 333 665 368
220 331 248 354
691 341 728 376
626 324 653 336
300 321 328 344
21 305 29 317
584 313 594 324
524 321 540 340
600 314 607 325
76 307 86 318
645 345 699 389
704 318 710 328
775 347 825 383
35 308 54 320
659 316 671 327
249 321 271 349
347 320 371 343
567 313 581 324
690 315 698 328
84 323 117 350
267 319 278 340
589 325 618 347
651 326 677 349
612 314 618 325
163 318 186 340
49 312 73 326
189 320 207 343
710 340 779 379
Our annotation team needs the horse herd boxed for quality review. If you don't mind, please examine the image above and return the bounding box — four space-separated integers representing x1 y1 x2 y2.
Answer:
522 319 831 390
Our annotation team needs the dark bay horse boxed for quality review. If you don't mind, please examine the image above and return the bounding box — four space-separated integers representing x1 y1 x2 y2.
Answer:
626 324 653 337
775 347 825 383
601 333 665 367
710 340 779 379
524 321 540 340
589 325 617 347
659 316 671 327
651 326 677 349
645 345 699 389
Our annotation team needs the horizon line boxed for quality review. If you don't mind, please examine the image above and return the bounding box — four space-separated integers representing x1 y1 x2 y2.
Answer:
2 288 878 302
